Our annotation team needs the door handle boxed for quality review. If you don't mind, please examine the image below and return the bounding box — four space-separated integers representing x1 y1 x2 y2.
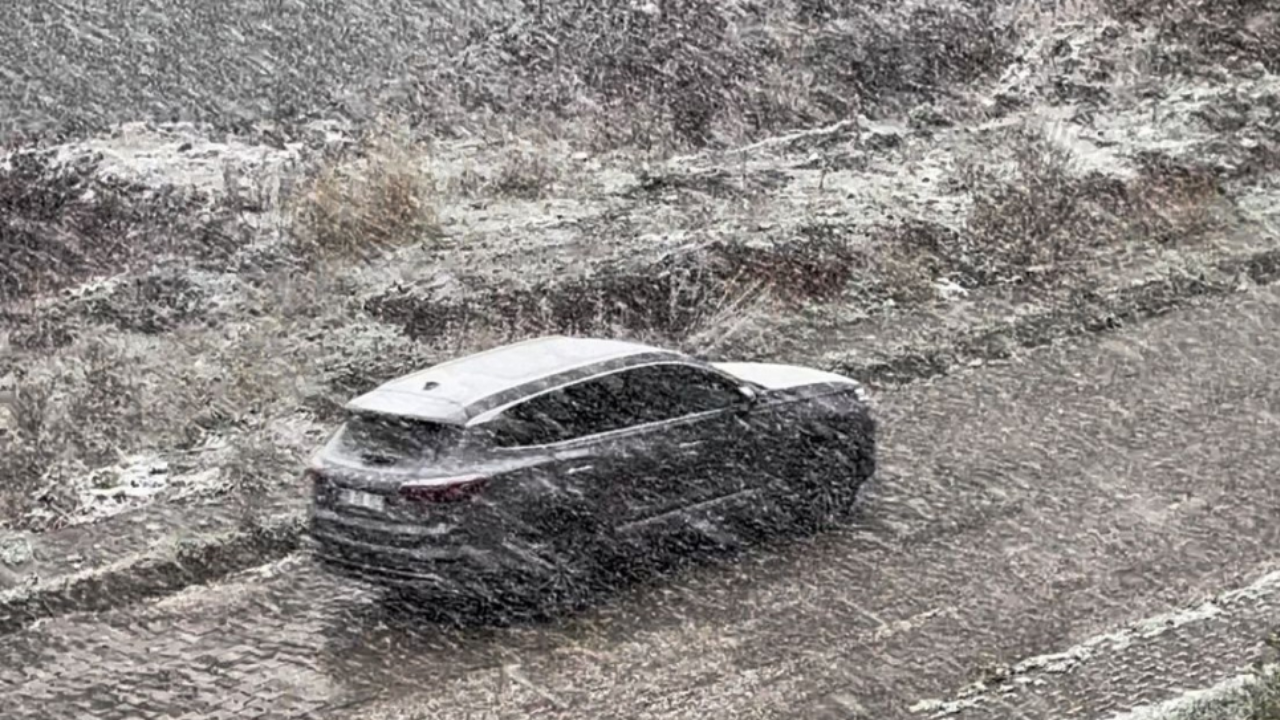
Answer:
677 441 704 453
566 464 595 475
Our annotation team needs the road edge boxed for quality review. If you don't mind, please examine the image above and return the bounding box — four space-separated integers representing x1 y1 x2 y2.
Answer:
0 513 304 633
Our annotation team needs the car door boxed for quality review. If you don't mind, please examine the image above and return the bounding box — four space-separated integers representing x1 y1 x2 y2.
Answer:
481 372 669 543
607 363 761 531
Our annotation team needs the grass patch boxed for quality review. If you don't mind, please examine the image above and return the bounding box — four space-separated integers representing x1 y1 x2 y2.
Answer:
1107 0 1280 75
287 124 443 263
1174 667 1280 720
438 0 1015 150
0 340 145 527
0 317 319 529
1251 669 1280 720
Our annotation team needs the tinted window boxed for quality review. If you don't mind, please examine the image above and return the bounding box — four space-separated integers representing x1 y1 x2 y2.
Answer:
613 364 743 423
488 363 742 447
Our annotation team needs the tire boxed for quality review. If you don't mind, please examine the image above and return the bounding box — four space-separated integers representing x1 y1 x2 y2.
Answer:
379 585 501 626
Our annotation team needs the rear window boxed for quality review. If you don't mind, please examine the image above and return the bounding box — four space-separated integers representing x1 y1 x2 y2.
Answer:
335 413 464 464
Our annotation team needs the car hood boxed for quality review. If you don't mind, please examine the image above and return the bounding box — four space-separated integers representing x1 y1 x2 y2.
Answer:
713 362 862 392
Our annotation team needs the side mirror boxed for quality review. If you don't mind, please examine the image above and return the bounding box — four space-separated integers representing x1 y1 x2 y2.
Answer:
737 385 759 406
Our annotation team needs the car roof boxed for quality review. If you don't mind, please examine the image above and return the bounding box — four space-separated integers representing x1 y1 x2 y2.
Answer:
344 335 683 425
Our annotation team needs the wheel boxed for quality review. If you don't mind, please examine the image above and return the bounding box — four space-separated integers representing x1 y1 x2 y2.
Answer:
533 531 616 613
379 585 500 626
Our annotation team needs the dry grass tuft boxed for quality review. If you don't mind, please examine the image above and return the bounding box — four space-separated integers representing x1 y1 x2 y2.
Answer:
487 150 560 200
288 125 443 263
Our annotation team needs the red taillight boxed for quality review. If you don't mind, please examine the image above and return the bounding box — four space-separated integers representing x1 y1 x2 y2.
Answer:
398 474 488 504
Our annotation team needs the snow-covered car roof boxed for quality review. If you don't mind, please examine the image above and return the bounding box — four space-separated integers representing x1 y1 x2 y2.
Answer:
344 335 678 425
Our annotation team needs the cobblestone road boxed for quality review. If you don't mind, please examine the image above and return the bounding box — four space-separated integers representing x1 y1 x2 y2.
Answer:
3 286 1280 720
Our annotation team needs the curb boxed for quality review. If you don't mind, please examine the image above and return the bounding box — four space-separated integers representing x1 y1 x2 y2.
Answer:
1107 664 1278 720
0 513 305 634
1 247 1277 633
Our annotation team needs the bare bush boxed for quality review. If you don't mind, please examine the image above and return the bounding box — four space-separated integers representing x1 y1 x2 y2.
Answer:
288 127 443 263
63 340 145 467
0 380 56 522
962 135 1109 283
78 269 208 335
220 434 300 530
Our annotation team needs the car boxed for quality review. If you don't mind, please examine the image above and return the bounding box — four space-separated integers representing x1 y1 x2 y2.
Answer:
305 335 876 608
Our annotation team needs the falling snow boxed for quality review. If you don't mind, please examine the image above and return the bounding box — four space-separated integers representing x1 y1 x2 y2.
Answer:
1 1 1278 719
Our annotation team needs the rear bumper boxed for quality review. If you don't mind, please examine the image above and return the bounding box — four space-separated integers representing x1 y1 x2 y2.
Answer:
307 509 556 595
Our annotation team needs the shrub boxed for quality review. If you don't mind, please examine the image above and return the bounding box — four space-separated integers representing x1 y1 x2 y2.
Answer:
488 150 560 200
962 134 1108 284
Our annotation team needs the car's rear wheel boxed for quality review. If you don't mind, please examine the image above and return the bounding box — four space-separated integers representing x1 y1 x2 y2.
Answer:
379 585 507 626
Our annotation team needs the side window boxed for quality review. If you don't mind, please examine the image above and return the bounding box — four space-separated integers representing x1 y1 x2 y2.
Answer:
486 363 743 447
487 374 636 447
617 364 743 423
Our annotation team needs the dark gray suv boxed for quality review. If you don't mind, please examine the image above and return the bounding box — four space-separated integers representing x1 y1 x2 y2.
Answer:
307 336 876 604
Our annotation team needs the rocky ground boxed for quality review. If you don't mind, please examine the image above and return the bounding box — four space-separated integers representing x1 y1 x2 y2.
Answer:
0 0 1278 717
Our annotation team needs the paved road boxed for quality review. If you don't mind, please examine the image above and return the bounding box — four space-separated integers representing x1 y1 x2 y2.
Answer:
3 285 1280 720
